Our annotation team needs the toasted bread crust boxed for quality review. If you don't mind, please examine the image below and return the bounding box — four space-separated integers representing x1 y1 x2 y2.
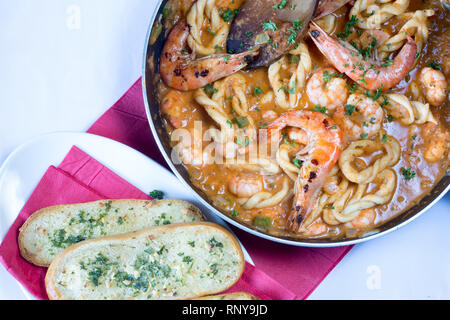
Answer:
45 222 244 300
194 291 260 300
19 199 204 267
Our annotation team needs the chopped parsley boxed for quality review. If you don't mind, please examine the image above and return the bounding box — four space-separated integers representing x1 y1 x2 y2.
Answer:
284 134 296 147
356 37 377 60
365 87 382 101
346 83 359 93
292 158 303 168
428 60 441 70
208 237 223 249
209 263 219 275
337 15 359 40
220 8 240 22
345 104 356 116
292 19 303 30
272 0 287 10
313 105 328 114
262 20 278 31
400 167 416 180
204 83 218 95
206 28 216 36
162 7 172 20
380 96 389 107
149 190 164 200
382 58 393 67
182 256 193 264
232 116 249 128
235 136 250 147
253 217 271 229
287 28 297 44
253 86 264 96
323 70 343 83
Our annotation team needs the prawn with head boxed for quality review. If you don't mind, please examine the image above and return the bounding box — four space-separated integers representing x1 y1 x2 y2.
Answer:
265 110 343 232
160 21 259 91
309 22 417 91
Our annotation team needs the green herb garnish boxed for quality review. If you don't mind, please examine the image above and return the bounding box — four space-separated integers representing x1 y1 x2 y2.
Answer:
400 167 416 180
428 60 441 70
345 104 356 116
313 105 328 114
254 86 264 96
262 20 278 31
232 116 249 128
253 217 271 229
149 190 164 200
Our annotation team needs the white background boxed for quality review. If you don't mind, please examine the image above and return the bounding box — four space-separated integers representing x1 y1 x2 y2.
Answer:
0 0 449 299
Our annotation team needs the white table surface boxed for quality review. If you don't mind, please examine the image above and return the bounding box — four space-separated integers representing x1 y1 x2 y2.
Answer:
0 0 448 300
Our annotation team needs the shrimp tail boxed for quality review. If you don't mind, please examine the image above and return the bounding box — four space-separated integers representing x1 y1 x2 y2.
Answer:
160 21 259 91
309 22 417 91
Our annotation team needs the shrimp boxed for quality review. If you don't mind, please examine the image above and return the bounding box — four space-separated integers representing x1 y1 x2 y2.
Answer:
228 175 263 198
345 208 376 229
333 93 384 142
306 68 349 111
160 21 259 91
262 110 279 123
301 221 328 237
286 127 309 145
422 122 449 163
419 67 447 107
265 110 343 232
160 90 191 128
173 126 215 167
309 22 417 91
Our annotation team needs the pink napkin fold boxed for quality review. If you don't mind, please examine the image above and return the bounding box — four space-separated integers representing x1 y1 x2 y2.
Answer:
0 146 295 300
87 78 353 299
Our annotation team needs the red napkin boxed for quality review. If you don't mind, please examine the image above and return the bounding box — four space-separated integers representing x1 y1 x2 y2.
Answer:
0 146 295 300
87 78 353 299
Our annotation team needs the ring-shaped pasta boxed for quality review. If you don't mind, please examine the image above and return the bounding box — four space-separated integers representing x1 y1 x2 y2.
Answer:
350 0 410 30
378 9 434 60
268 42 312 109
239 177 292 209
339 136 401 184
186 0 230 56
195 73 257 148
276 144 301 180
334 169 397 222
383 93 437 125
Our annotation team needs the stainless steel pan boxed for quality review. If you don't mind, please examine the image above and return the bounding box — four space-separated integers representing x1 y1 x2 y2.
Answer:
142 0 450 247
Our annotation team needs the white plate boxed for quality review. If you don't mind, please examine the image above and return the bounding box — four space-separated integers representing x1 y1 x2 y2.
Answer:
0 132 253 300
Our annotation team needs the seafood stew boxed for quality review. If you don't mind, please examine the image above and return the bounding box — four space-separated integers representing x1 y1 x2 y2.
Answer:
146 0 449 241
